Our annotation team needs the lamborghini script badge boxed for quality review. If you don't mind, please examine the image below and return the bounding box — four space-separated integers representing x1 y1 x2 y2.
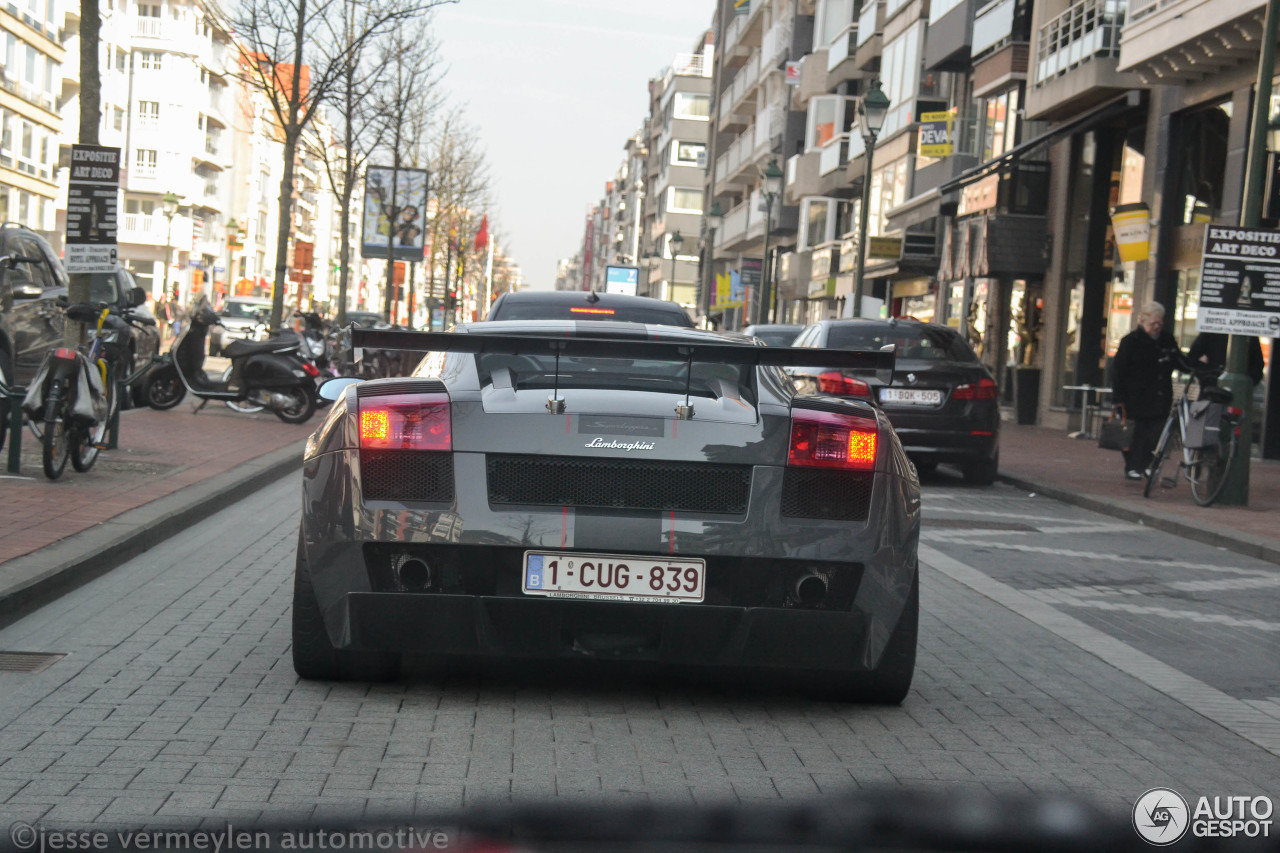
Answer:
585 438 656 451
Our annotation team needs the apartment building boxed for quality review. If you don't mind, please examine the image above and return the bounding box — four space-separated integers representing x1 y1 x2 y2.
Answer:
1 0 63 241
641 34 713 307
708 0 805 329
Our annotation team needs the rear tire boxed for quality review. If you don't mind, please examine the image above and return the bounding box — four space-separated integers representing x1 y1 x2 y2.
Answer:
1189 432 1235 506
71 363 115 473
144 366 185 410
961 450 998 485
41 386 70 480
808 573 918 704
273 386 316 424
292 534 398 681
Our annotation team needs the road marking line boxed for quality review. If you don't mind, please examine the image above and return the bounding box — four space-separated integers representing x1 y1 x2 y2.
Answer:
1167 576 1280 592
917 538 1273 575
922 507 1096 523
919 543 1280 757
1025 587 1280 632
925 523 1139 537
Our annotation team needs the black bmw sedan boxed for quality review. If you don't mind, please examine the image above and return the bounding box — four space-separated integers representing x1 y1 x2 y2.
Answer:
789 318 1000 484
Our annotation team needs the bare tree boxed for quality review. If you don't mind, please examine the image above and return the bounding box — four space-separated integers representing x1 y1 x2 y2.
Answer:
424 108 490 326
219 0 449 332
368 17 443 324
303 0 392 326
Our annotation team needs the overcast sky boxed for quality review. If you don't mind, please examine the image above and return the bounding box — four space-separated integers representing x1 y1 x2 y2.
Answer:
430 0 717 289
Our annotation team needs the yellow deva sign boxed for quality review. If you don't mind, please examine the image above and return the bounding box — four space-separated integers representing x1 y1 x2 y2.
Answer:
918 111 954 158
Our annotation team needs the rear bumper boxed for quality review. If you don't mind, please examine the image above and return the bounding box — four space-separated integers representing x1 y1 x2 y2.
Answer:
341 591 875 672
894 428 998 463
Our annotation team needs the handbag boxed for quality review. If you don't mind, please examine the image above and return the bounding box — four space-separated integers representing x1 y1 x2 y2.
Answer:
1098 405 1136 451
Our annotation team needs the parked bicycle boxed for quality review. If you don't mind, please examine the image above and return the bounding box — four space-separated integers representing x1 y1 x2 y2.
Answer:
21 291 155 479
1143 368 1243 506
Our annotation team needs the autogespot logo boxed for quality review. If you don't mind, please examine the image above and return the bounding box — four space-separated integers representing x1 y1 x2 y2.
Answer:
1134 787 1190 845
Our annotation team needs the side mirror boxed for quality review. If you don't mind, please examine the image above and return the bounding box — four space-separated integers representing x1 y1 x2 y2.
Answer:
128 286 147 308
318 376 361 402
4 264 40 299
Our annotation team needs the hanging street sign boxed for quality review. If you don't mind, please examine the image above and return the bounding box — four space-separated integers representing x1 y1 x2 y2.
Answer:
1196 225 1280 336
65 144 121 273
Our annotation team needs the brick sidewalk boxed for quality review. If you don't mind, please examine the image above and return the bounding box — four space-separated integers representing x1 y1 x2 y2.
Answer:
996 421 1280 561
0 402 311 566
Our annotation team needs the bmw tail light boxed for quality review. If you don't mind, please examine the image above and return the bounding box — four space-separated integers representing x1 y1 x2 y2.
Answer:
953 377 997 401
817 371 871 398
788 410 878 471
359 393 451 450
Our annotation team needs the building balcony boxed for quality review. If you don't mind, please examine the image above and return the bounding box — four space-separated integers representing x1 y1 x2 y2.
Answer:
855 0 886 71
718 51 761 127
761 17 793 70
0 70 57 114
925 0 977 71
1026 0 1146 120
785 151 821 205
722 2 765 64
790 49 830 110
662 51 713 87
134 16 164 38
973 0 1018 57
973 40 1030 97
826 25 867 86
121 212 165 242
1118 0 1266 84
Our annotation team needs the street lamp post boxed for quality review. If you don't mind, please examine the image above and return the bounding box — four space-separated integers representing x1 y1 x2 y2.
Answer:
1217 0 1280 505
757 160 784 326
668 230 683 301
704 203 723 320
853 81 890 319
224 217 239 304
161 192 180 301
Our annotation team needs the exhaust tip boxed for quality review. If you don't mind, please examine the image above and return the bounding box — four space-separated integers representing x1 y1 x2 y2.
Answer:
394 557 432 591
794 572 828 607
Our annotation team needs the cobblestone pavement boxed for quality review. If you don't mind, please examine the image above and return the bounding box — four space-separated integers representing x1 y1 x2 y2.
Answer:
0 477 1275 829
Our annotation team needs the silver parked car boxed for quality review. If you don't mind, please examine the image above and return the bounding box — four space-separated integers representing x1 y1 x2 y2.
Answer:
293 321 920 702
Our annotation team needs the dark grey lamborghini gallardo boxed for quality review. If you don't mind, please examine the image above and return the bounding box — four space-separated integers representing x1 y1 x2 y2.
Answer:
294 321 922 702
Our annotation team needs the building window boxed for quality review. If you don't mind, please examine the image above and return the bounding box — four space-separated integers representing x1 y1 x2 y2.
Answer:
140 4 160 16
671 141 705 165
116 49 126 71
114 106 124 130
672 92 711 120
138 100 160 120
881 23 924 140
667 186 703 214
136 148 157 171
138 50 162 70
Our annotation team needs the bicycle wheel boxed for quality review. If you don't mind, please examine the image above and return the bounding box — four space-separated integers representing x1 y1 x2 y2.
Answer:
1144 419 1178 498
41 384 71 480
72 362 115 473
1189 429 1236 506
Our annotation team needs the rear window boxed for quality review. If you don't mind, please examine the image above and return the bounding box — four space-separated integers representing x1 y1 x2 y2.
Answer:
89 272 119 304
752 329 800 347
826 323 976 362
476 353 754 402
224 301 271 320
492 301 693 326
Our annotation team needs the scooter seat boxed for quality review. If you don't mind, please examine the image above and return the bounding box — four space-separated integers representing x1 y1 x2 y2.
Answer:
223 337 300 358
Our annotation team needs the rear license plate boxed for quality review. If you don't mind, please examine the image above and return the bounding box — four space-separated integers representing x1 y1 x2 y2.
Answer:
523 551 705 603
881 388 942 405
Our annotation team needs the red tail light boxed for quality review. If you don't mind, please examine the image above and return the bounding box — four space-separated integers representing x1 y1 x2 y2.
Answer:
788 409 878 471
54 348 78 360
569 307 615 316
1227 406 1244 418
301 361 320 377
953 377 997 400
359 393 451 450
817 371 871 398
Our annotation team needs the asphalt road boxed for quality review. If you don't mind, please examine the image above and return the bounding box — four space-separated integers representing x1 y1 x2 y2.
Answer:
0 473 1276 829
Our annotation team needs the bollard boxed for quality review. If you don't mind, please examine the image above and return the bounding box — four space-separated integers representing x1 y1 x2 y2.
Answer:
6 384 23 475
107 378 124 449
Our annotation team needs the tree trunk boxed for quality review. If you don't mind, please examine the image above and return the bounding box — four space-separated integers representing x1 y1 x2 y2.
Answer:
270 0 308 333
66 0 103 343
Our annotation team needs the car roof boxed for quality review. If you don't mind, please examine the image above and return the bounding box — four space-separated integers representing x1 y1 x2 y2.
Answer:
457 319 757 345
496 290 677 307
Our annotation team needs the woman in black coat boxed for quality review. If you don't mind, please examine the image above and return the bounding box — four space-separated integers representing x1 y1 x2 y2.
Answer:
1111 302 1191 479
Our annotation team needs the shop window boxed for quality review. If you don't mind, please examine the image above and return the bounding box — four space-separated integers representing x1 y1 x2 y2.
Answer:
1175 99 1231 225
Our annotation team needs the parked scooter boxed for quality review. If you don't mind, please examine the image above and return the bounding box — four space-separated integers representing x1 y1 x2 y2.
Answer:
142 298 319 424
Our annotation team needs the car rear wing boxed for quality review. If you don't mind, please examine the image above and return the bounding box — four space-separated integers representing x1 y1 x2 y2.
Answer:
351 328 895 374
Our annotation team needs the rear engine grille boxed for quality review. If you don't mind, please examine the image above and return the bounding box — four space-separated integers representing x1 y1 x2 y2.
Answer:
487 455 751 514
361 450 454 502
781 469 873 521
